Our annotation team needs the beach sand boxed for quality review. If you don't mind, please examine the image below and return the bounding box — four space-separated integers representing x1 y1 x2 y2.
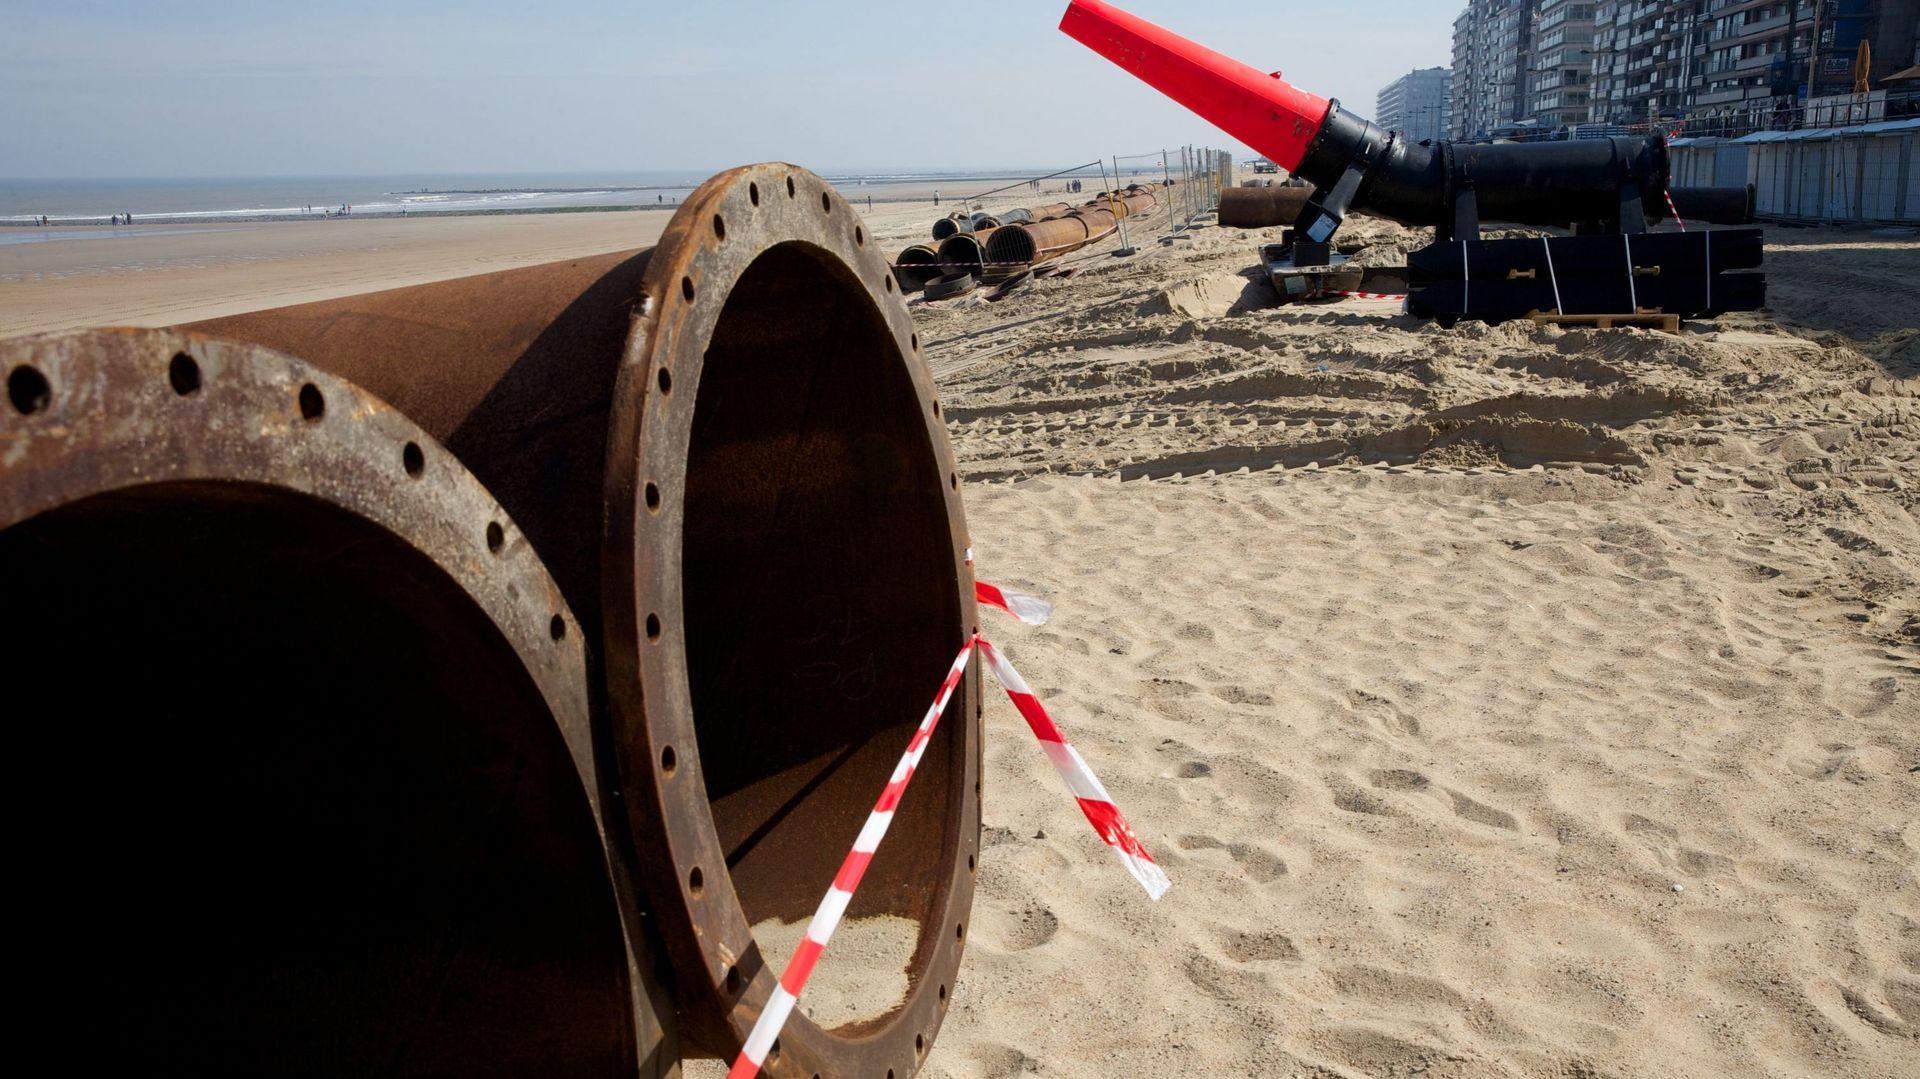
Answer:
0 177 1091 334
5 196 1914 1078
903 210 1918 1078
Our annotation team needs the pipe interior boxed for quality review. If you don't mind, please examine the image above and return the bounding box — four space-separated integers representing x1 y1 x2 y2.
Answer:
938 236 987 278
681 241 962 1029
986 228 1038 266
2 482 634 1074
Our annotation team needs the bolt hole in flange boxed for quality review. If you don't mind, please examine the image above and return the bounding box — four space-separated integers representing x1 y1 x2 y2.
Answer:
168 352 202 396
7 365 50 415
402 441 426 477
298 383 325 420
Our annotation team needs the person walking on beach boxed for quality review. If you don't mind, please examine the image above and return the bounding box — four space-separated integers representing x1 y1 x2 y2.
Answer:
934 190 940 207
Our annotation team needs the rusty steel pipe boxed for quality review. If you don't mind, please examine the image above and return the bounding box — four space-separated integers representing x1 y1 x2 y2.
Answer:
1218 186 1313 229
182 164 980 1078
1 328 659 1074
982 214 1096 273
930 213 972 241
936 226 998 279
895 242 946 292
1069 204 1120 235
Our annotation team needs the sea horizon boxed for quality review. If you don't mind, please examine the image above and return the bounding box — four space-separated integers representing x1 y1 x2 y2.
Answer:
0 164 1174 226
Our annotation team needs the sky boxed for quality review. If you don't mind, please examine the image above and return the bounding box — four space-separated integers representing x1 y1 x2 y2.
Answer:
0 1 1457 179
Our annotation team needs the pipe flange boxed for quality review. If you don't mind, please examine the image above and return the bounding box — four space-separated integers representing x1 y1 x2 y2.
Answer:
1 328 590 729
604 164 980 1078
0 327 656 1070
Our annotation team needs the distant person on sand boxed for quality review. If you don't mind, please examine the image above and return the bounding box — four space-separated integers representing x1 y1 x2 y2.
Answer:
934 190 940 206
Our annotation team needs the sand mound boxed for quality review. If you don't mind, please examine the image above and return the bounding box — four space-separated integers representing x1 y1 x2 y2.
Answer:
1143 270 1271 319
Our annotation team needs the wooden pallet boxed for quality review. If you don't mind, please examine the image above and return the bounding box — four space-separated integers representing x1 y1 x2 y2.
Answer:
1527 311 1682 333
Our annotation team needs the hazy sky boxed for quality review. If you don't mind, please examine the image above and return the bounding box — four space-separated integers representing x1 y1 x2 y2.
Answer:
1 1 1455 178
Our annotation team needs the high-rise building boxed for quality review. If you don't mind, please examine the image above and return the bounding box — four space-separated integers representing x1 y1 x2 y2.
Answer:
1532 2 1598 127
1494 0 1542 125
1453 1 1918 135
1378 67 1455 142
1450 1 1543 137
1451 5 1494 137
1588 2 1920 128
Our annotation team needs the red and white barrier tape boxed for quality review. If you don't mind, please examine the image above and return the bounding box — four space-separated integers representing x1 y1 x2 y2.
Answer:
966 547 1054 626
729 555 1161 1076
1326 289 1407 301
1663 188 1688 232
727 637 978 1079
977 581 1054 625
977 638 1171 901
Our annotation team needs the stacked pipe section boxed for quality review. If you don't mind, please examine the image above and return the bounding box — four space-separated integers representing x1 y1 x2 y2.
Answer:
981 182 1165 279
905 199 1084 293
2 164 981 1079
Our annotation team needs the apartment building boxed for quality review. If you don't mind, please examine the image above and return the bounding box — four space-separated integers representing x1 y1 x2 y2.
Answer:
1587 1 1920 126
1533 2 1600 125
1451 5 1494 137
1378 67 1455 142
1495 0 1543 124
1444 0 1917 135
1450 0 1543 136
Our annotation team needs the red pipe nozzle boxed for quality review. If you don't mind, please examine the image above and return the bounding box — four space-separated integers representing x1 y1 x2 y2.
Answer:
1060 0 1332 171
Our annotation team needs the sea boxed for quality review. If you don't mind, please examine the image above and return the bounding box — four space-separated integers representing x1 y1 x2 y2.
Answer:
0 168 1132 230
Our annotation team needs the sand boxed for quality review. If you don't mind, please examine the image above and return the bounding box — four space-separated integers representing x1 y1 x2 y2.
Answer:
0 211 673 334
5 196 1915 1078
908 213 1919 1078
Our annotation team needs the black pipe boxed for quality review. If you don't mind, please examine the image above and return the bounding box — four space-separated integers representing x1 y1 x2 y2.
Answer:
1668 185 1756 225
1292 103 1670 236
